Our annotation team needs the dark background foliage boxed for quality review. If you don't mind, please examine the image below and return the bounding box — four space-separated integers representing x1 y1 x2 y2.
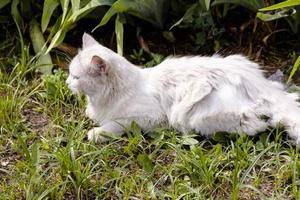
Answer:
0 0 299 77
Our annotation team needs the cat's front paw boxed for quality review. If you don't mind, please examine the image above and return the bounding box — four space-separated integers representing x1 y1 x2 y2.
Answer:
85 108 93 118
291 127 300 146
87 127 108 143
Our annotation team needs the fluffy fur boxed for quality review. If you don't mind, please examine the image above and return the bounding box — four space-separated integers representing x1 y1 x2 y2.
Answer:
66 33 300 144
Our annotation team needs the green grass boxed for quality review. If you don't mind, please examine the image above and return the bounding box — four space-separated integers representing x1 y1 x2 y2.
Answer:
1 52 300 200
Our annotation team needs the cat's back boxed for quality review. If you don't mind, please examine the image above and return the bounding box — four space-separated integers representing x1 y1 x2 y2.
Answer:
147 54 265 86
144 54 274 115
152 54 261 73
148 56 218 81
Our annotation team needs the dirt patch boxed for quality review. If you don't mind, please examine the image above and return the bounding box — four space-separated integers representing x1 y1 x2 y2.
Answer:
0 149 19 175
259 177 276 197
22 98 49 135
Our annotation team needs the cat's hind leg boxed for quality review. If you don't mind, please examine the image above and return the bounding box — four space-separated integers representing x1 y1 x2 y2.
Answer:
239 112 269 136
269 92 300 144
271 110 300 144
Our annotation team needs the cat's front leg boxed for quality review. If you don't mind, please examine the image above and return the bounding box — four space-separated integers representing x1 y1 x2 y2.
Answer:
85 106 94 119
85 108 90 118
87 121 124 143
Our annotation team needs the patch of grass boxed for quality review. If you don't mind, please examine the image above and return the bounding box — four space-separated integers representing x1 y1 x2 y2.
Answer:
1 54 300 199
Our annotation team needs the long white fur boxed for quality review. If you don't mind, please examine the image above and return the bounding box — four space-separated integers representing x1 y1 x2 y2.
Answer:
66 33 300 143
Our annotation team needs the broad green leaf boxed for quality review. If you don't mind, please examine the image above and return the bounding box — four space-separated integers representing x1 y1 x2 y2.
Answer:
80 0 92 7
94 0 169 31
178 135 199 146
30 19 53 74
46 15 62 41
46 28 67 54
204 0 211 10
149 131 165 146
71 0 80 13
59 8 75 30
259 0 300 11
170 3 197 30
115 14 124 55
137 154 154 173
288 56 300 81
11 0 22 29
60 0 70 26
115 0 168 27
69 0 114 23
257 9 293 21
212 0 264 11
0 0 11 10
46 11 73 52
258 0 300 34
198 0 211 10
93 5 117 30
41 0 60 32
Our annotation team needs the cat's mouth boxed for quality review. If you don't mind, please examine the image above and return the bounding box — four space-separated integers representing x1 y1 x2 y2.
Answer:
67 85 81 95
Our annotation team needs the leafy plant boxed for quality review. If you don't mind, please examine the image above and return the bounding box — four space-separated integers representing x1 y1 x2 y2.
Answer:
44 0 115 54
130 49 146 63
93 0 170 55
257 0 300 33
145 53 164 67
94 0 170 30
211 0 265 12
0 0 53 74
1 0 171 69
170 1 223 52
46 0 171 56
0 0 116 74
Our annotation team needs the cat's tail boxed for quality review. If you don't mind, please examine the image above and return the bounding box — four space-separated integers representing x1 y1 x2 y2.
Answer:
269 89 300 144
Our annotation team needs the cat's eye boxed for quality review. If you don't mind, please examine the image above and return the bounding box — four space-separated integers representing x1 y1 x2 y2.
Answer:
72 75 80 79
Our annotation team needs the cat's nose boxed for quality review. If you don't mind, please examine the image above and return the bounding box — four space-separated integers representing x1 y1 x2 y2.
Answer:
66 76 71 85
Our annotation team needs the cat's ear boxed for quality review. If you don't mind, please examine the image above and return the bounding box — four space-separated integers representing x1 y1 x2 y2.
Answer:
90 55 107 75
82 33 98 49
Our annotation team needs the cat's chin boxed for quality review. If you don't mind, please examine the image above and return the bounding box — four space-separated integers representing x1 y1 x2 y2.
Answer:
69 88 81 95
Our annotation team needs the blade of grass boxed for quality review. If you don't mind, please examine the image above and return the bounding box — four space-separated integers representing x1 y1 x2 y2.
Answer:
288 56 300 82
240 144 275 184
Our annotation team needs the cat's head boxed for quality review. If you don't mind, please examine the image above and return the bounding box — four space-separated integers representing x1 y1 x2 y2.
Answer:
66 33 122 96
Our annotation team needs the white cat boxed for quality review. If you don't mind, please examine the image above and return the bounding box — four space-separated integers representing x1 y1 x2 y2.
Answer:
66 33 300 144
